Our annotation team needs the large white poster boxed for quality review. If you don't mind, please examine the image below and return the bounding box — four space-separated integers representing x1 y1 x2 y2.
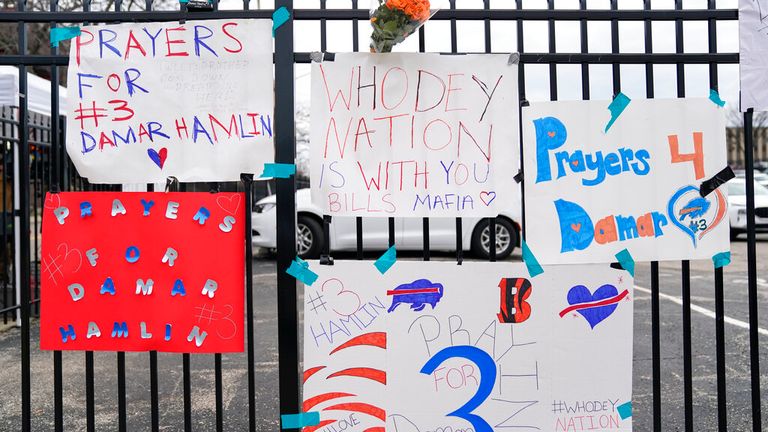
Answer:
66 19 274 183
310 53 520 217
522 98 729 265
740 0 768 111
303 261 633 432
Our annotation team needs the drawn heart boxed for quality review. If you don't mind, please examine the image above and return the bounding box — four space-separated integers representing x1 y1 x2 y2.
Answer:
216 194 242 215
571 160 579 167
667 185 727 247
571 223 581 232
548 131 556 138
147 148 168 169
479 191 496 206
44 193 61 209
567 284 620 329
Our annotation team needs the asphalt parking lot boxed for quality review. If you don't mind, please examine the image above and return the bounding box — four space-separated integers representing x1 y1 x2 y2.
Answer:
0 238 766 431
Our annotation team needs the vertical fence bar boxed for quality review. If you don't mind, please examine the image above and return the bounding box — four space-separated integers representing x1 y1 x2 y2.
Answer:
743 109 763 432
673 2 693 431
706 1 728 429
242 174 257 431
275 0 301 430
183 353 192 432
642 2 662 431
85 351 95 432
48 0 64 429
150 350 159 431
117 352 127 432
215 352 223 432
15 0 31 428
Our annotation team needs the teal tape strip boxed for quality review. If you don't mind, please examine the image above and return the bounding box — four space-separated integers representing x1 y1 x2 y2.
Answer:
281 412 320 429
712 251 731 268
604 92 631 133
260 163 296 179
615 248 635 277
273 6 291 36
521 240 543 277
709 89 726 107
616 401 632 420
374 245 397 274
50 26 81 48
286 257 318 286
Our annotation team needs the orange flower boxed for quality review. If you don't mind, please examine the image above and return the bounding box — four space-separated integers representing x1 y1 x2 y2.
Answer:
386 0 431 22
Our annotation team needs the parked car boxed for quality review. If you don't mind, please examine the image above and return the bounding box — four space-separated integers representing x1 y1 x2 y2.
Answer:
727 178 768 239
252 189 522 259
733 169 768 189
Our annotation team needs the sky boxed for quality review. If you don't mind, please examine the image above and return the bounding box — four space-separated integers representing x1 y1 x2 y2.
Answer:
218 0 742 114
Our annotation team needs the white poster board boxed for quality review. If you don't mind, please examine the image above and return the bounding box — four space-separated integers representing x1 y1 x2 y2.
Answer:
740 0 768 111
66 19 274 183
303 261 633 432
522 98 729 265
310 53 520 217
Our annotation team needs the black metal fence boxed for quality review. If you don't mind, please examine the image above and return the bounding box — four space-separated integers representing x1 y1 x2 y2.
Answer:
0 1 764 432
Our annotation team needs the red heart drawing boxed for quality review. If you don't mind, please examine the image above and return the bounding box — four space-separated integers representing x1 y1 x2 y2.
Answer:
547 131 556 138
44 193 61 209
571 223 581 232
571 160 579 167
216 194 242 215
479 191 496 206
147 148 168 169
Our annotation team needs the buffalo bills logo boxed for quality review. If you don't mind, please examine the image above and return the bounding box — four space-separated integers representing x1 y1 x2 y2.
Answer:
386 279 444 312
667 185 727 247
497 278 533 324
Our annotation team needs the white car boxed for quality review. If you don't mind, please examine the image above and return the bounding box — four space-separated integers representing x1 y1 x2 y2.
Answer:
252 189 522 259
727 178 768 239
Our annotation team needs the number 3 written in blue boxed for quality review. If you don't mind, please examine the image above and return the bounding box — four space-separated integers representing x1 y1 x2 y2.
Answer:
420 346 497 432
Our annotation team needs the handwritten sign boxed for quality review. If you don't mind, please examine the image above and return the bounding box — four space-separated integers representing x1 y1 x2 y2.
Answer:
310 53 520 217
66 19 274 183
523 98 729 264
40 192 244 353
303 261 633 431
740 0 768 111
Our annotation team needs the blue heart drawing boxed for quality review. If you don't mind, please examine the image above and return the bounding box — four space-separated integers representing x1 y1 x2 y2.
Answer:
147 148 167 169
566 284 620 329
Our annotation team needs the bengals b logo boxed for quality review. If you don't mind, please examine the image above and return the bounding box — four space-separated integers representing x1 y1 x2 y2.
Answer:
497 278 532 324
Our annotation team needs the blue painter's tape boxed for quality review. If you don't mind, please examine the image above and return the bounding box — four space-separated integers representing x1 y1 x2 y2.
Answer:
50 26 81 48
617 401 632 420
521 240 543 277
273 6 291 36
281 412 320 429
604 92 631 133
260 163 296 179
712 251 731 269
615 248 635 277
286 257 318 286
709 89 726 107
374 245 397 274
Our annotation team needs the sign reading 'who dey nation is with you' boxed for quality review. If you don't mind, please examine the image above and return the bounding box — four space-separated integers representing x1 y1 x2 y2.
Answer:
311 53 520 217
40 192 245 353
67 19 274 183
523 98 729 264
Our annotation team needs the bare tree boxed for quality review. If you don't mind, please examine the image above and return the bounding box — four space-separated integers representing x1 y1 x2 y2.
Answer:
726 106 768 167
0 0 177 83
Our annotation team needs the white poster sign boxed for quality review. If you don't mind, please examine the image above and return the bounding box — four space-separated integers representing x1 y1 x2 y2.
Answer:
740 0 768 111
310 53 520 217
66 19 274 183
523 98 729 265
303 261 633 432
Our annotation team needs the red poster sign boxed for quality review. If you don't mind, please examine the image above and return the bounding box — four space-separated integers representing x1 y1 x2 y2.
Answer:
40 192 245 353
